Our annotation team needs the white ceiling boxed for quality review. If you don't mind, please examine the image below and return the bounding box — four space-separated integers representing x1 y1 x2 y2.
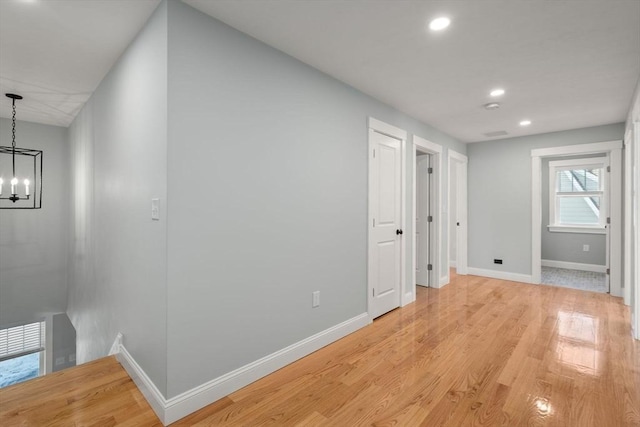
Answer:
1 0 639 143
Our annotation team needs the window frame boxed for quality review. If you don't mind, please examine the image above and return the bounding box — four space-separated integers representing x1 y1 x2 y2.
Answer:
548 156 608 234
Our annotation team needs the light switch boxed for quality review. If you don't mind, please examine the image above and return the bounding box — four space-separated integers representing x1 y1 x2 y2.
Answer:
151 198 160 221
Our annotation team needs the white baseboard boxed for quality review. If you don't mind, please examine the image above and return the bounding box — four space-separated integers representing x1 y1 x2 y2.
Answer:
541 259 606 273
467 267 534 284
437 275 449 288
401 291 415 306
113 313 370 425
116 341 167 423
449 260 457 268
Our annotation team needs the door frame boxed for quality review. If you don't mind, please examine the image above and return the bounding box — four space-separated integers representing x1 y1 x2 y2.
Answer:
447 150 468 282
412 136 443 291
367 117 407 319
531 140 623 296
623 128 632 306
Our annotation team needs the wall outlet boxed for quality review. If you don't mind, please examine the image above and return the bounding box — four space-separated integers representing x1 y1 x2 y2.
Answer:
583 244 590 252
312 291 320 308
151 198 160 221
494 259 503 264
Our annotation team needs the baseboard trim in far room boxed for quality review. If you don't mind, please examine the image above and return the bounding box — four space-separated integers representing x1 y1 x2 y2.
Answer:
112 312 370 425
467 267 533 284
541 259 606 273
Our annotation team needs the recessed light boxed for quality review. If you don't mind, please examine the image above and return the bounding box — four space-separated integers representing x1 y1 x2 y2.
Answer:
484 102 500 110
490 88 505 97
520 120 532 126
429 17 451 31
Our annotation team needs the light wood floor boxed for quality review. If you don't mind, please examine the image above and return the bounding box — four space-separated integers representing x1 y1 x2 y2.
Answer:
1 274 638 426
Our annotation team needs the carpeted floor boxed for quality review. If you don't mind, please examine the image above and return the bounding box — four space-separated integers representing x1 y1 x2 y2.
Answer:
541 266 608 293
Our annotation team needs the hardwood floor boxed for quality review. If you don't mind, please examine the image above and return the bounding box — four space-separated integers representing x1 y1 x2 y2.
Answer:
1 274 638 426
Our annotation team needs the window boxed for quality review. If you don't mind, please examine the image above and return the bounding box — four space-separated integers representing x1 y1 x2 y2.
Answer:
548 157 608 233
0 321 45 388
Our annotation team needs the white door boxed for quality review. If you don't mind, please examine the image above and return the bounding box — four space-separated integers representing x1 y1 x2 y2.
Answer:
416 154 431 286
369 129 402 319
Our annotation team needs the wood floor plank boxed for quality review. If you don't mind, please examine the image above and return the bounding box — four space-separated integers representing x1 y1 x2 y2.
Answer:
1 274 638 426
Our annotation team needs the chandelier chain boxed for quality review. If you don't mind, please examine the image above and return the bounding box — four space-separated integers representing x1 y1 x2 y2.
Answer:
11 99 16 149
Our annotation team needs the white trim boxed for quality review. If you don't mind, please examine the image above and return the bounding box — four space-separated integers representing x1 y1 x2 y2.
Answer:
115 313 370 425
531 140 623 158
467 267 534 284
116 342 167 424
439 276 449 287
634 121 640 340
623 128 632 306
547 225 606 234
532 156 542 284
368 117 407 140
164 313 369 425
548 157 608 229
531 140 623 298
400 134 408 306
412 135 443 291
541 259 606 273
449 260 457 268
609 148 623 297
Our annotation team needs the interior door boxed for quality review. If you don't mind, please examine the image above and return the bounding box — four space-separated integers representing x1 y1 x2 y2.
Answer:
416 154 431 287
370 129 402 319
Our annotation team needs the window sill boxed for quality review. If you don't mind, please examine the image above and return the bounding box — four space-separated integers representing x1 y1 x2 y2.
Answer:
547 225 606 234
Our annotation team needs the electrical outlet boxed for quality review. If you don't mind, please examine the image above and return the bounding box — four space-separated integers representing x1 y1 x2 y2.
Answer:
583 244 590 252
312 291 320 308
151 198 160 221
494 259 503 264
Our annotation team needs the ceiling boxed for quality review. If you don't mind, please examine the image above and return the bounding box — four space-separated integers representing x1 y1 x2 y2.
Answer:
1 0 638 143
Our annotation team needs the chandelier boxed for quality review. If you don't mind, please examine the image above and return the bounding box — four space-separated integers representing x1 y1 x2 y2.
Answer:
0 93 42 209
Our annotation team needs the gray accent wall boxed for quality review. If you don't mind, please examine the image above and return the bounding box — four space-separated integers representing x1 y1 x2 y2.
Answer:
541 156 606 265
67 1 168 395
467 123 624 276
66 0 465 401
165 0 464 398
0 119 69 327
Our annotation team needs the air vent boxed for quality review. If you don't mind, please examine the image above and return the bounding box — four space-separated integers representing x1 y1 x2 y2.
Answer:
484 130 509 137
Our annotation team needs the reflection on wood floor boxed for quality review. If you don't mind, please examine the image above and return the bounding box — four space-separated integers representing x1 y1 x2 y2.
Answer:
1 273 638 426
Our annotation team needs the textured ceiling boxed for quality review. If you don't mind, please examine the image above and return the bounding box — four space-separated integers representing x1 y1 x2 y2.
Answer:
1 0 639 143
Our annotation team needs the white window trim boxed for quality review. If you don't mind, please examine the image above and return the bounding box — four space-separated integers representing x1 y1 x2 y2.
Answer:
548 156 608 233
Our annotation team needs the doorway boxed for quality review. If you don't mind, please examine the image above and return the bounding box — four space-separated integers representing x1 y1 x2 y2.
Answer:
448 150 468 280
413 136 442 290
531 140 623 297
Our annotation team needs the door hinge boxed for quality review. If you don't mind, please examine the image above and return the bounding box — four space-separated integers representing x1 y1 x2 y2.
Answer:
606 268 610 275
427 264 433 271
373 218 376 227
373 149 376 158
428 167 433 174
427 215 433 222
607 217 610 224
607 166 610 172
373 288 375 297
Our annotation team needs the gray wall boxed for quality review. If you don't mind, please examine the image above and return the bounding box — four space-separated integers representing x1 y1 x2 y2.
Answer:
0 118 69 327
165 0 464 398
467 123 624 275
52 312 76 372
67 1 168 395
541 156 606 265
